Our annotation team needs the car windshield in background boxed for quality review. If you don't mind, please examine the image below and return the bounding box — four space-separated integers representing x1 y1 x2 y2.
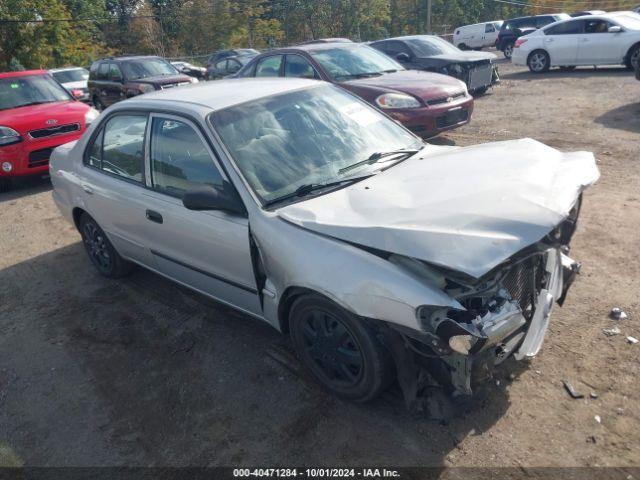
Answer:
0 75 71 110
310 45 403 80
52 69 89 83
211 85 421 205
121 59 178 80
405 36 462 56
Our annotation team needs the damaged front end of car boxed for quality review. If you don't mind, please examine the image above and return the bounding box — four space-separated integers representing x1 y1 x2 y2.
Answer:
377 203 582 406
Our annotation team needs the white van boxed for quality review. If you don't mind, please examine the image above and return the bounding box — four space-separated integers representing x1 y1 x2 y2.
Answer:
453 21 503 49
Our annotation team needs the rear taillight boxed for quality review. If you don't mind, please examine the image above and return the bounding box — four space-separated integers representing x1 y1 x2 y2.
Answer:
514 38 528 48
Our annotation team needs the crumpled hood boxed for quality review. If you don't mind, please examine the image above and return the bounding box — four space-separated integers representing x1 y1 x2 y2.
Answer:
277 138 599 279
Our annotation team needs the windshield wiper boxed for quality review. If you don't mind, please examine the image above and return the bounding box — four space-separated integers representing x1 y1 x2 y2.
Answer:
338 147 423 175
264 174 374 208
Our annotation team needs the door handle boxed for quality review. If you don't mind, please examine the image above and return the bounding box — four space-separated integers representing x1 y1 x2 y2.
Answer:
82 184 93 195
145 209 163 224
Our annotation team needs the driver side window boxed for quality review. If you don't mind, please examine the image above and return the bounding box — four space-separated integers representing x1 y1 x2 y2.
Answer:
149 117 224 198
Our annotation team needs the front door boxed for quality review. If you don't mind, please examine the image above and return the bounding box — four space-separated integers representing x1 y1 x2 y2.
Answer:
140 113 262 316
578 19 621 64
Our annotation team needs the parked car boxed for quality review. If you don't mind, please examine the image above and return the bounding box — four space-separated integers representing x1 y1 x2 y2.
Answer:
206 53 257 79
49 67 91 103
497 13 570 58
88 56 196 110
453 21 503 50
171 61 206 79
370 35 499 94
0 70 97 192
570 10 606 17
512 13 640 73
235 42 474 138
206 49 259 69
50 78 599 403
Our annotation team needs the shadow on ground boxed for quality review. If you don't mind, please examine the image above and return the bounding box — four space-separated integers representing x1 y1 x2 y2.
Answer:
0 176 51 204
500 66 631 81
594 102 640 133
0 243 526 466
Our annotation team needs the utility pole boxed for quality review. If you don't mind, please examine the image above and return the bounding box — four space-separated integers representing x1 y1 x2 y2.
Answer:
426 0 432 34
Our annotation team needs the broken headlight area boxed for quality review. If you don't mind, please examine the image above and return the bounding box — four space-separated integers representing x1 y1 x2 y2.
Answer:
384 243 581 405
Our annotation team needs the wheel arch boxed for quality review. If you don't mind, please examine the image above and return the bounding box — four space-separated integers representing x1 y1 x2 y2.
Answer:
277 286 351 335
72 207 88 231
625 41 640 67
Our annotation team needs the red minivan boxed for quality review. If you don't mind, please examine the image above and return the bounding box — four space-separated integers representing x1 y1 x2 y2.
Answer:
0 70 97 192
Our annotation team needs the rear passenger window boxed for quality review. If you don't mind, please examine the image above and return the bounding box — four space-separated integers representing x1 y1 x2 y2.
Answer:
86 114 147 183
546 20 583 35
149 117 224 198
255 56 283 77
97 63 109 80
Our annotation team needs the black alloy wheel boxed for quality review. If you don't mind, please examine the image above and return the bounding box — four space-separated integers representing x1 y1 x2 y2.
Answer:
289 294 394 402
79 213 133 278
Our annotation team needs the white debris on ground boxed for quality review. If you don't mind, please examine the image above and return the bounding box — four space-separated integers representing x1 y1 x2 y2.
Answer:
603 326 621 336
610 307 628 320
626 336 639 345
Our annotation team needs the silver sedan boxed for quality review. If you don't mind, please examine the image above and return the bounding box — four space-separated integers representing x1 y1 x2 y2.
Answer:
50 78 599 404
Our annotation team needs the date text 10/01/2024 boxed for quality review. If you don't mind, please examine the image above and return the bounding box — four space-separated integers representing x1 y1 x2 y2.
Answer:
233 469 401 478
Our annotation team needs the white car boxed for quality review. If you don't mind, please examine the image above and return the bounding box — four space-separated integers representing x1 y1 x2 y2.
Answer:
453 21 503 50
49 67 90 103
512 12 640 72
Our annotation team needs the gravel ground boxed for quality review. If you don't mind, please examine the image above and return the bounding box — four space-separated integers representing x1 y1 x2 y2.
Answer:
1 60 639 468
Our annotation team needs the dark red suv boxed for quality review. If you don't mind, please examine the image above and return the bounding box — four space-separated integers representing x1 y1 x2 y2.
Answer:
235 42 474 138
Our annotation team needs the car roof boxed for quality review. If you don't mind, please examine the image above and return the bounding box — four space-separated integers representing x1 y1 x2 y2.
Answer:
132 77 322 111
277 42 363 52
49 67 86 73
372 34 442 42
0 70 47 79
95 56 161 63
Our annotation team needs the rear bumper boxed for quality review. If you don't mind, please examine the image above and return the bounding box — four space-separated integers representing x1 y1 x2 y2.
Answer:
0 132 84 178
387 95 474 138
511 48 528 66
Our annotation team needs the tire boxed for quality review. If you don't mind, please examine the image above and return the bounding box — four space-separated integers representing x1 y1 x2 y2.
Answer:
79 213 133 278
0 177 11 193
473 86 489 95
626 44 640 70
92 96 104 111
503 42 514 59
458 43 468 51
559 66 576 71
528 50 550 73
289 294 394 402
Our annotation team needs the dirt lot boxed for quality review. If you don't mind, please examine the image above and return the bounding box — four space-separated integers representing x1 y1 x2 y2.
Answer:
1 59 639 469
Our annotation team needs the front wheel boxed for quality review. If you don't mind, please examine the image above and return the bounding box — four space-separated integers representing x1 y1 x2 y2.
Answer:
79 213 133 278
289 294 394 402
528 50 550 73
626 44 640 70
92 96 104 111
503 43 514 59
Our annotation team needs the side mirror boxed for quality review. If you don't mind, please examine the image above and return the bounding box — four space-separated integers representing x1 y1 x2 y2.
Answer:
71 89 84 100
182 184 246 215
608 25 622 33
396 52 410 62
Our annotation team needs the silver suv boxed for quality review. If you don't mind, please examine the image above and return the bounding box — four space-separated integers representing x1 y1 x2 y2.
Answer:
50 78 599 404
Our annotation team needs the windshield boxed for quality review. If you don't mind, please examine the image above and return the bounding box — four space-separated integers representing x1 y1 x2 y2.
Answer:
310 45 403 80
211 85 421 205
121 58 178 80
51 68 89 83
405 36 462 56
0 74 71 111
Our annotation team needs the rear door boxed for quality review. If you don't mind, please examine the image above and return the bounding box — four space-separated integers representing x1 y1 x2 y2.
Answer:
140 113 262 316
543 20 583 65
79 112 155 266
578 19 621 64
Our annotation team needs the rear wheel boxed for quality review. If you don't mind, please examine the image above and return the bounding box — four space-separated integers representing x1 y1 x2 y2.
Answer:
92 96 104 111
503 42 514 59
458 43 468 51
79 213 133 278
528 50 550 73
289 294 394 402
